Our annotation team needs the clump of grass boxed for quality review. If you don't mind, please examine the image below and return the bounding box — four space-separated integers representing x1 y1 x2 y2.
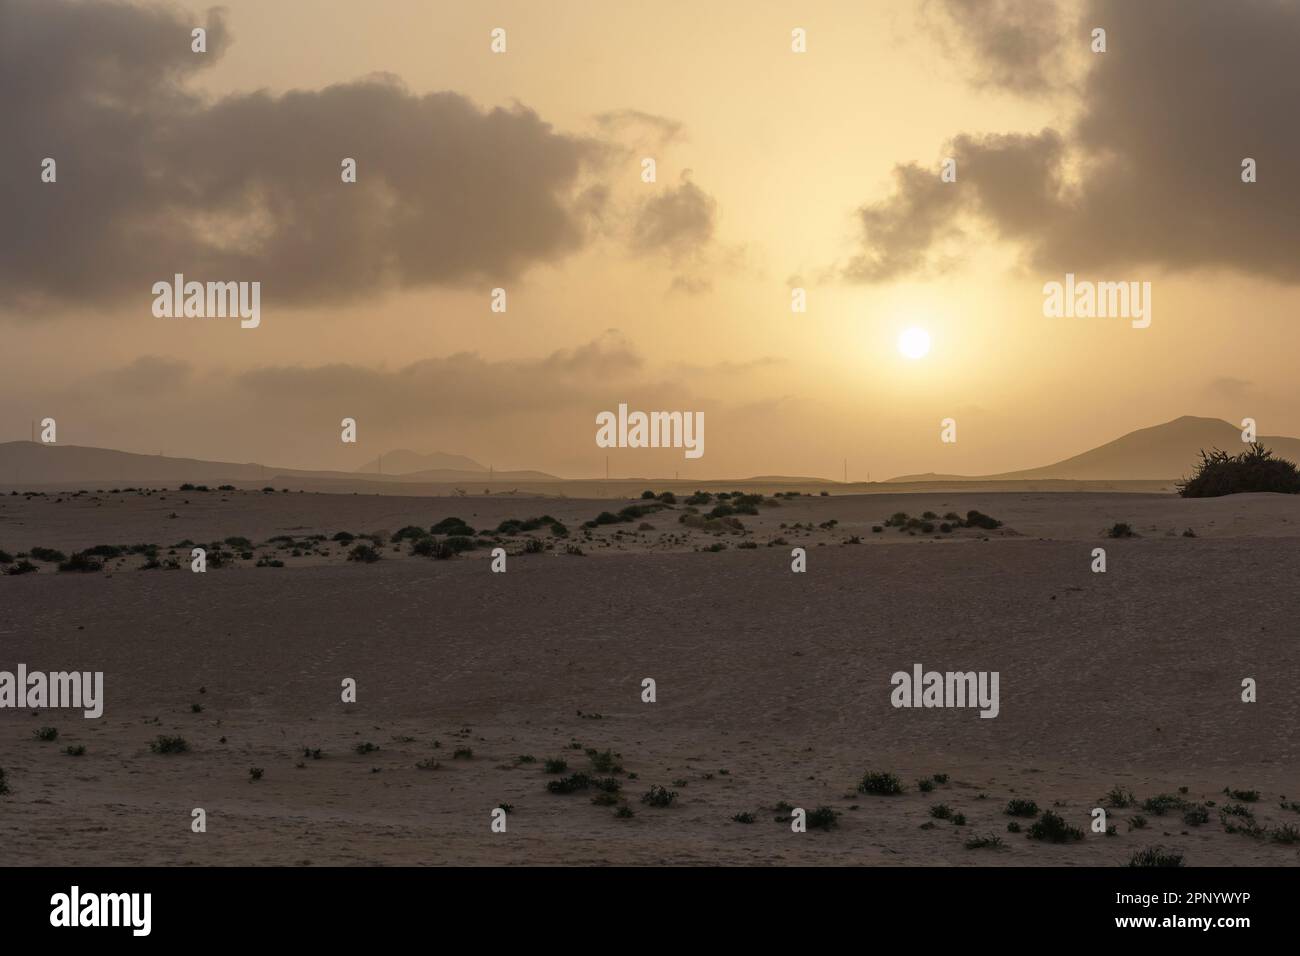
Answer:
1005 822 1021 833
355 742 379 755
29 547 66 562
1223 787 1260 802
1219 804 1263 837
248 767 264 781
452 747 473 759
806 806 839 830
415 757 441 770
586 748 622 773
1270 824 1300 844
964 834 1003 850
515 754 536 764
4 560 38 575
858 771 905 795
1107 522 1137 538
1141 793 1188 816
546 773 592 795
543 757 568 774
916 778 935 793
1004 798 1039 817
303 748 322 760
65 744 86 756
929 804 953 820
58 552 103 573
1104 785 1136 808
1182 804 1210 826
615 805 635 819
732 811 756 824
591 791 620 807
1129 846 1185 867
1027 810 1084 843
1128 814 1148 830
34 726 59 742
641 785 678 808
150 735 189 754
932 773 949 784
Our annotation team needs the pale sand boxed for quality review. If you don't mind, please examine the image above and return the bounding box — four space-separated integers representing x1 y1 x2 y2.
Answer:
1 489 1298 865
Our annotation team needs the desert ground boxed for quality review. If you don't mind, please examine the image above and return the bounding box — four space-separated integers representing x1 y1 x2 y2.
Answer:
1 486 1298 865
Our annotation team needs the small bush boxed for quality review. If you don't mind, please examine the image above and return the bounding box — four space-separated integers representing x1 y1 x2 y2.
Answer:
150 735 189 754
431 517 476 536
1141 793 1188 816
859 771 905 795
1182 804 1210 826
732 811 756 824
806 806 839 830
29 547 66 562
348 543 382 563
1178 443 1300 497
917 778 935 793
34 726 59 742
1027 810 1084 843
547 773 592 795
1107 522 1136 538
1129 845 1185 867
965 834 1003 850
1005 798 1039 817
452 747 473 760
65 745 86 756
4 560 38 575
641 785 678 808
355 742 379 755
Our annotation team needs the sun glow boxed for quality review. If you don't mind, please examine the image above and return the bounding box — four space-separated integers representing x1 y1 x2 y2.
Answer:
898 326 931 360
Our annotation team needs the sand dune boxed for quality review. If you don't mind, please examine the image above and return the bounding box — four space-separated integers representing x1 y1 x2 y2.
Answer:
1 489 1297 865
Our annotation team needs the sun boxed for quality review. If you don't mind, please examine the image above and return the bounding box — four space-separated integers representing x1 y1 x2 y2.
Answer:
898 326 932 360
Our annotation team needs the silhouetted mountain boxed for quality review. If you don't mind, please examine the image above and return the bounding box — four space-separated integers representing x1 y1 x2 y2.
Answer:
887 416 1300 482
0 441 555 487
355 449 486 475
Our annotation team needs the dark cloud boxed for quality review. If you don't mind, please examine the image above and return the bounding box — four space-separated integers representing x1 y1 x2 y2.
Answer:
236 331 650 425
846 0 1300 284
0 0 602 308
928 0 1068 93
629 171 717 259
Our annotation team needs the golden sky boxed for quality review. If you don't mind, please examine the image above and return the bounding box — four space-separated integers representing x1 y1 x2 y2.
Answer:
3 0 1298 479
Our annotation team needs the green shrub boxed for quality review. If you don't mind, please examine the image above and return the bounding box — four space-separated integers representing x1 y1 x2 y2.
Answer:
4 560 38 575
641 785 678 807
806 806 839 830
1027 810 1084 842
58 552 103 573
431 517 476 536
1178 443 1300 497
547 773 592 794
34 726 59 742
29 547 66 562
1004 798 1039 817
348 543 382 563
150 735 189 754
859 771 905 795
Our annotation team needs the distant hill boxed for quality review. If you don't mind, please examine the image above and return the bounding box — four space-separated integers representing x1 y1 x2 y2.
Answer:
355 449 486 475
0 441 556 487
887 416 1300 482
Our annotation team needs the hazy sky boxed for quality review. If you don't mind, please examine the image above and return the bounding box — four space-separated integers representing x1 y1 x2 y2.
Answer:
3 0 1298 479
